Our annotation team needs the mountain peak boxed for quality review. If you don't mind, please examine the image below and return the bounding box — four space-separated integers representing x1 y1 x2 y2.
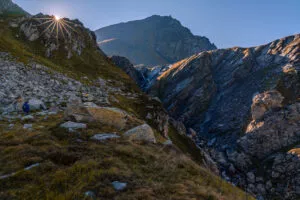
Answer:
0 0 29 16
95 15 216 65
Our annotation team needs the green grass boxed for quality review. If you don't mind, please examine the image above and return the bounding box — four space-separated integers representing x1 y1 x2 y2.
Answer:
168 125 204 165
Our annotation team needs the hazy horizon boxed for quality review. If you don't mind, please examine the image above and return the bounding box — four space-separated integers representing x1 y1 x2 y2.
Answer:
14 0 300 49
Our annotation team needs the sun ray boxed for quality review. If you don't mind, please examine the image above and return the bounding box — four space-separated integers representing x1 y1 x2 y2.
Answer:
30 15 81 45
32 17 53 20
36 19 53 27
40 21 56 36
63 20 77 25
56 21 59 42
60 21 73 40
49 21 57 36
58 22 66 40
60 21 71 36
60 20 78 34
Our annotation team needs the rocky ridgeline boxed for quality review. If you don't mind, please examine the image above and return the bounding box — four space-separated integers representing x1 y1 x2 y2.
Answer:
10 13 101 58
119 34 300 199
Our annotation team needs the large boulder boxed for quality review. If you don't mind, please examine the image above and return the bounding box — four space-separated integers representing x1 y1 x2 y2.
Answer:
123 124 156 143
65 102 130 130
28 99 46 111
251 90 284 121
239 102 300 159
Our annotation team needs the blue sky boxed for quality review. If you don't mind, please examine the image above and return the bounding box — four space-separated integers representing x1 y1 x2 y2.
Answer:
14 0 300 48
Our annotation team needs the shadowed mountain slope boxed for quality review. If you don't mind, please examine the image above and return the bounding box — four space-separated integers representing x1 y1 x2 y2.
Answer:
95 15 216 66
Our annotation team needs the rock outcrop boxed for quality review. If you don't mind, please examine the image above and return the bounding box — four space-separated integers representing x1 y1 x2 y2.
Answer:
240 101 300 160
11 13 102 59
95 15 216 66
251 90 284 121
65 101 135 130
110 55 146 86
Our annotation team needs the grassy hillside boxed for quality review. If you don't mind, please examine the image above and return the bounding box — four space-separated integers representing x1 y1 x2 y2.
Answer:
0 113 252 200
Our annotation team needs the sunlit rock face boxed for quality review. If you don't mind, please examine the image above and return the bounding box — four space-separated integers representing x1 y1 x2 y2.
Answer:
148 34 299 138
10 13 102 58
95 15 216 66
140 34 300 199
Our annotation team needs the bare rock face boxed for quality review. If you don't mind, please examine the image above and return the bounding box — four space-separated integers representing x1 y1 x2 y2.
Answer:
146 34 299 137
239 102 300 159
96 15 216 66
140 34 300 199
251 90 284 121
123 124 156 143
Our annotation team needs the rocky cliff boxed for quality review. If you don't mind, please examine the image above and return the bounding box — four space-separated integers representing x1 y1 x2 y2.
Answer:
141 34 300 199
95 15 216 66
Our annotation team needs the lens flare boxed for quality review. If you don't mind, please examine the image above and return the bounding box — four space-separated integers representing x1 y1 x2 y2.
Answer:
54 15 61 21
33 15 78 44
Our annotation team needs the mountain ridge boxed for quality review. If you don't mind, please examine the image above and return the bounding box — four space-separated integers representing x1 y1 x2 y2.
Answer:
137 33 300 199
95 15 216 66
0 0 29 16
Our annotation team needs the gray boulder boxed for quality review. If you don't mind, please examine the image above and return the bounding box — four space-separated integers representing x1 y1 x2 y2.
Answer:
251 90 284 121
91 133 120 141
60 121 87 129
112 181 127 191
123 124 156 143
23 124 32 129
28 99 46 111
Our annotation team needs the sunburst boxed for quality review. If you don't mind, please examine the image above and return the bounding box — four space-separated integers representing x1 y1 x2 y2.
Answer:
33 15 78 44
54 15 61 21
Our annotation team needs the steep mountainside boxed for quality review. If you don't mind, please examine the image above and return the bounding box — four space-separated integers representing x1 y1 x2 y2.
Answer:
0 0 28 16
142 34 300 199
0 6 251 200
95 15 216 66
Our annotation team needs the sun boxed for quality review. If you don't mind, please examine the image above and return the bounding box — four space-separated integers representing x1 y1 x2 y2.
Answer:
34 14 78 43
54 15 61 21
